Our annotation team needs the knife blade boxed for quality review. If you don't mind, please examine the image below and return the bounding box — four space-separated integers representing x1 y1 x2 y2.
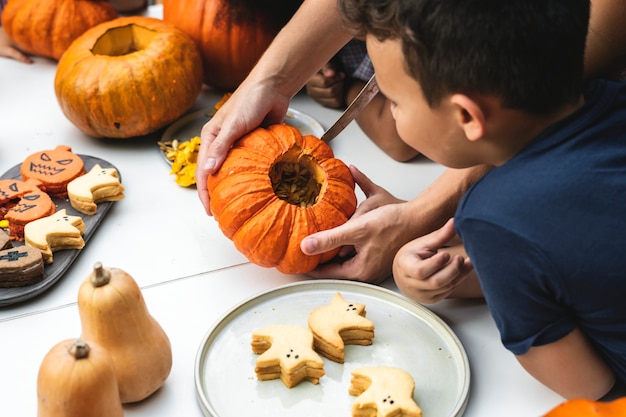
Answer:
319 73 380 143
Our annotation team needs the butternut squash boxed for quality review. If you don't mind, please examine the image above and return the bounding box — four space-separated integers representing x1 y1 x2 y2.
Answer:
37 338 123 417
77 262 172 403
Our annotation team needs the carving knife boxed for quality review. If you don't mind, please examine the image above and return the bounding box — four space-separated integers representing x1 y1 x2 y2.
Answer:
319 73 380 143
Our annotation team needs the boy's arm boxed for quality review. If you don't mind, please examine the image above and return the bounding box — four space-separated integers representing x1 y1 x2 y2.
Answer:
585 0 626 79
516 328 616 399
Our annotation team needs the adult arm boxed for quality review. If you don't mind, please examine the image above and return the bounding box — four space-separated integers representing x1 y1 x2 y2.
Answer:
517 328 616 399
196 0 352 214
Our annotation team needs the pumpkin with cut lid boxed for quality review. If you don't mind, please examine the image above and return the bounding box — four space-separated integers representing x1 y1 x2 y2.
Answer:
207 124 357 274
54 16 203 138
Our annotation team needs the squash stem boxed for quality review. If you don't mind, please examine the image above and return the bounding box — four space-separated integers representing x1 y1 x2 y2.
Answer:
69 339 90 360
91 261 111 287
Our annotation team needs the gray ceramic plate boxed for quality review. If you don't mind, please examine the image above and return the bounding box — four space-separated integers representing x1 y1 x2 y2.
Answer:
195 280 470 417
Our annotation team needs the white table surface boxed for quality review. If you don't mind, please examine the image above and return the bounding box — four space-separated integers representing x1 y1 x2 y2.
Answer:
0 5 566 416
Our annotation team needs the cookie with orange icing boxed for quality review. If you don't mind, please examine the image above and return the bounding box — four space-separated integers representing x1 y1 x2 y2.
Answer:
20 145 85 198
0 179 56 241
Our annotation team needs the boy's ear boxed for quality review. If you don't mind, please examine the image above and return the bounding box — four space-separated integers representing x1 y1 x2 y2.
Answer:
450 94 485 141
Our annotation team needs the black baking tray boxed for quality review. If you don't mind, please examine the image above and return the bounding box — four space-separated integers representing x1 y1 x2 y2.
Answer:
0 155 121 307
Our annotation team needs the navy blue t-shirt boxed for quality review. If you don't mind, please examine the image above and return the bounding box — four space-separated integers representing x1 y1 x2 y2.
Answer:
455 79 626 383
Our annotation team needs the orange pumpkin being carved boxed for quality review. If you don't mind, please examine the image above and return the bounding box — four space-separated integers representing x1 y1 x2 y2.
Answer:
163 0 302 91
54 16 204 138
543 397 626 417
1 0 117 61
207 124 357 274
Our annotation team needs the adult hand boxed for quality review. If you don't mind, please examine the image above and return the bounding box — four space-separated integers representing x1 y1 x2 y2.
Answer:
301 166 408 284
0 27 33 64
196 82 292 215
305 62 346 109
392 219 475 304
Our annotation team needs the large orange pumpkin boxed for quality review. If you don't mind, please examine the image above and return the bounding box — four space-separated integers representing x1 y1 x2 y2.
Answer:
162 0 302 91
54 16 204 138
543 397 626 417
207 124 357 274
1 0 117 61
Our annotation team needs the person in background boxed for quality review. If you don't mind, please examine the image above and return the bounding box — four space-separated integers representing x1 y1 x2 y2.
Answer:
305 39 419 161
196 0 626 285
0 0 148 63
0 0 32 63
349 0 626 400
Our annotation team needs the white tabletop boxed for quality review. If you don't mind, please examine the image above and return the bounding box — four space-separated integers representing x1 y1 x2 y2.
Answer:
0 5 565 416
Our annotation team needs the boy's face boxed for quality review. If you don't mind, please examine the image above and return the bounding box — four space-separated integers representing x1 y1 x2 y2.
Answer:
366 35 475 168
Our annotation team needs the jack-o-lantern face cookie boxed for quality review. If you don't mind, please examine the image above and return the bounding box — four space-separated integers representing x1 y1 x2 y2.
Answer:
20 145 85 198
308 292 375 363
0 179 56 241
251 324 325 388
349 366 423 417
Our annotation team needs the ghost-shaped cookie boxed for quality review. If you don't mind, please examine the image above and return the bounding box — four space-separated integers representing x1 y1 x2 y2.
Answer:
67 164 124 215
24 209 85 264
350 366 423 417
308 292 375 363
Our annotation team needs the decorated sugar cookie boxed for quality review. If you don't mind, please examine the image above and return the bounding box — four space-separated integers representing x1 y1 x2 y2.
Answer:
24 209 85 264
349 366 423 417
67 164 125 215
1 179 56 241
20 145 85 198
308 292 375 363
251 324 325 388
0 245 45 288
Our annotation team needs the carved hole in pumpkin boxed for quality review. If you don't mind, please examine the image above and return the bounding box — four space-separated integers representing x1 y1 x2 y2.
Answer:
91 24 156 56
269 146 325 208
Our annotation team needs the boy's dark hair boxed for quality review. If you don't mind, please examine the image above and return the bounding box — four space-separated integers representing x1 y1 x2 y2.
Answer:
338 0 590 115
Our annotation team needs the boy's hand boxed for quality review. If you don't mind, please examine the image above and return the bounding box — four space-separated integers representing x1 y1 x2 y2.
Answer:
305 62 346 109
392 219 474 304
301 166 407 284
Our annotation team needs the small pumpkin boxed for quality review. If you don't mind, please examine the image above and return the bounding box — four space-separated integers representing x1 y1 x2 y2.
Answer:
207 124 357 274
1 0 117 61
543 397 626 417
54 16 204 138
162 0 302 90
77 262 173 403
37 338 123 417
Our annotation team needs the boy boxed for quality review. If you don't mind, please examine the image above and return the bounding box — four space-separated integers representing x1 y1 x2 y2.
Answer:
338 0 626 400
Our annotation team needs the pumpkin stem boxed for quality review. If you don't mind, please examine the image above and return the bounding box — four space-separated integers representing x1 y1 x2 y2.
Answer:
69 338 90 360
90 261 111 288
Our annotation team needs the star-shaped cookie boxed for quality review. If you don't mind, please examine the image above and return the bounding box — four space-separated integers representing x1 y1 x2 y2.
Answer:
251 324 325 388
350 366 423 417
308 292 375 363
